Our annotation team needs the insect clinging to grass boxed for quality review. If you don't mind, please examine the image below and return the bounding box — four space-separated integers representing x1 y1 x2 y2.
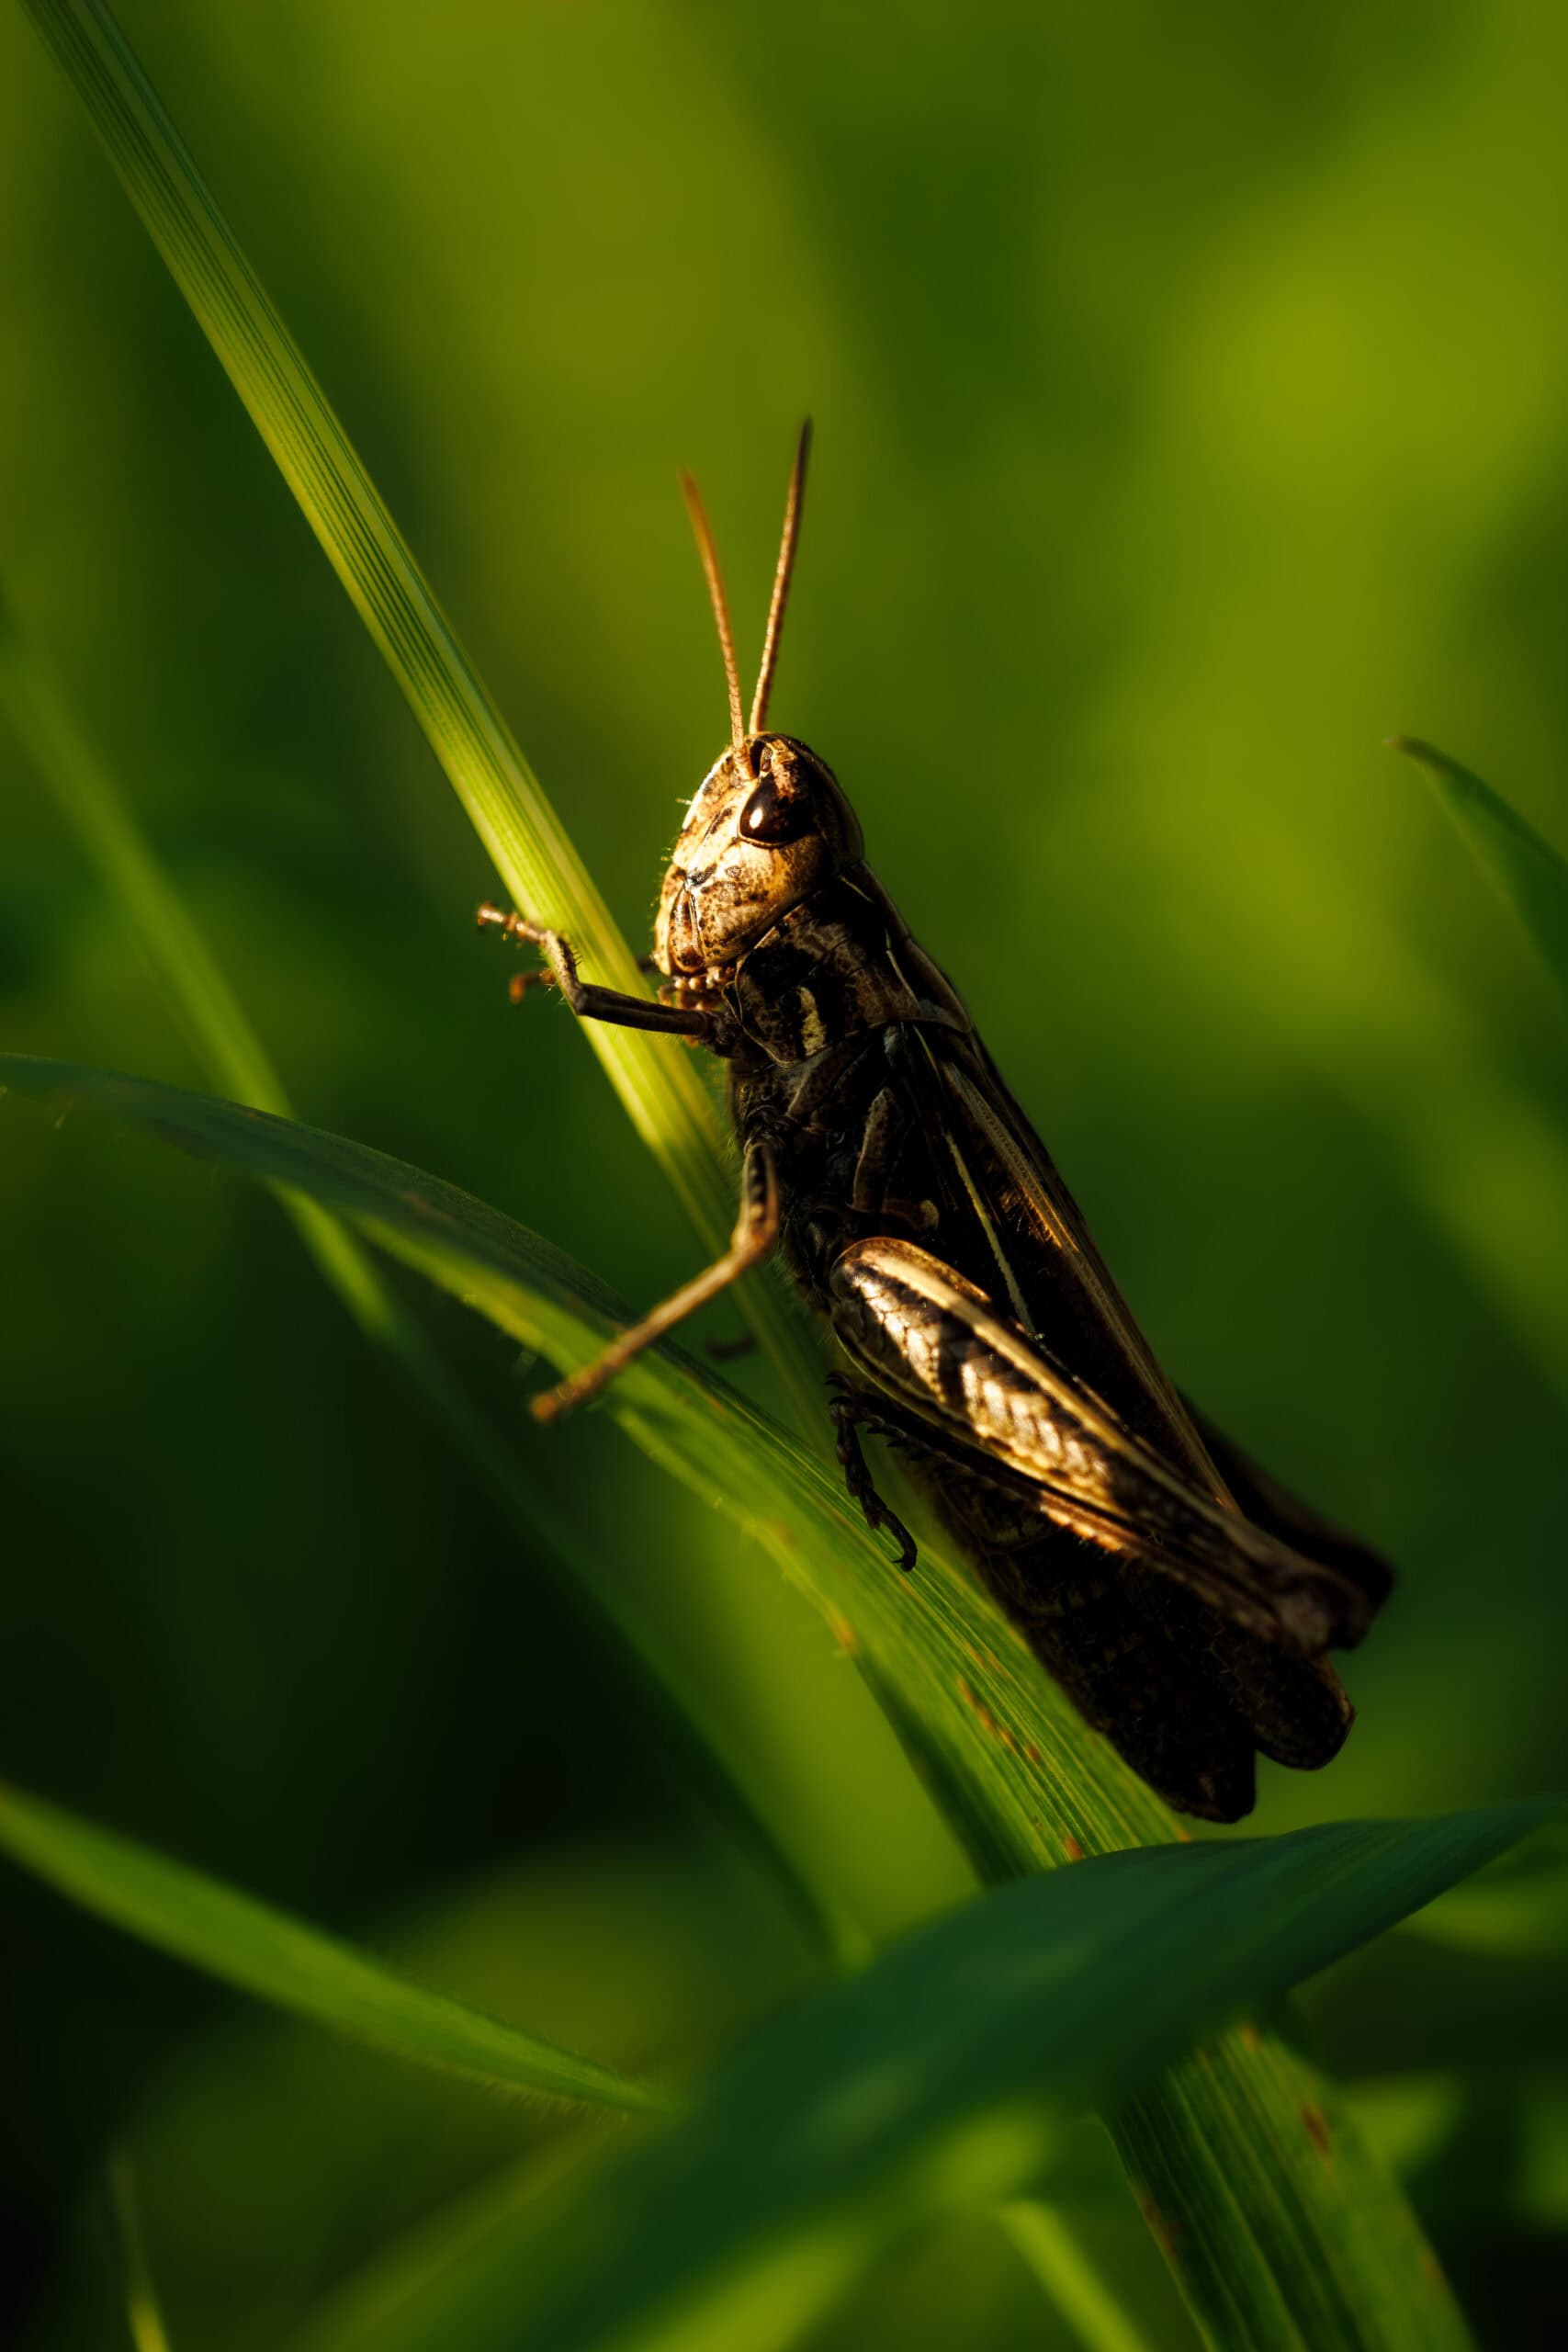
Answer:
479 424 1393 1821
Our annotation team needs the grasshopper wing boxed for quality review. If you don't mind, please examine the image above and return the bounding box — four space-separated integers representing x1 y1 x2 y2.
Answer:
828 1235 1371 1818
921 1030 1393 1601
828 1236 1377 1654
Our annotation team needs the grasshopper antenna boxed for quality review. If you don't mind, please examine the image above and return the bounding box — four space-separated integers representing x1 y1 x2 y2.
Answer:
680 467 748 765
749 417 812 737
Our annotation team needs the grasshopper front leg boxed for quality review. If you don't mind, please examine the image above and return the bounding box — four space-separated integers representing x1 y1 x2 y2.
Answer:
531 1139 780 1421
477 904 709 1039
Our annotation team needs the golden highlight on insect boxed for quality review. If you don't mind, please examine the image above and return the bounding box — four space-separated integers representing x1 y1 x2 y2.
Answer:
480 425 1393 1821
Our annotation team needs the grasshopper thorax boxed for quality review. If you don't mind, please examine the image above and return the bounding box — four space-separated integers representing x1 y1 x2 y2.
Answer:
654 732 863 977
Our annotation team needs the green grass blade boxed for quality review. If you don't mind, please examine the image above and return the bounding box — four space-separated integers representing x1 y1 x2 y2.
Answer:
287 1811 1545 2352
1398 1819 1568 1956
0 603 854 1969
998 2200 1156 2352
1392 736 1568 1004
293 2140 604 2352
21 0 822 1430
0 594 295 1124
0 1056 1478 2349
107 2154 175 2352
0 581 394 1345
0 1781 669 2115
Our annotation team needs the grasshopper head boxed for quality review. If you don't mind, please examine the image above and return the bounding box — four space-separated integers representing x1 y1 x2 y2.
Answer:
654 731 863 976
654 424 859 979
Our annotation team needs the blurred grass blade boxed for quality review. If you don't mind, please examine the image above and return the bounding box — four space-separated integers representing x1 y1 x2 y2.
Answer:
0 1057 1483 2348
0 1781 669 2115
291 1812 1545 2352
0 604 860 1967
0 594 301 1125
1397 1818 1568 1955
1392 736 1568 1003
107 2154 175 2352
296 2140 604 2352
0 582 401 1348
998 2201 1155 2352
21 0 821 1430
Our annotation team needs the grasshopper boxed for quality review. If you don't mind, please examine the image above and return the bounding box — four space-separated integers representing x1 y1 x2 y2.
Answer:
479 425 1392 1820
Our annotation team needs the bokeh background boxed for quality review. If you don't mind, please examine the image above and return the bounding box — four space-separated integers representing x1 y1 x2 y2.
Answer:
3 3 1567 2346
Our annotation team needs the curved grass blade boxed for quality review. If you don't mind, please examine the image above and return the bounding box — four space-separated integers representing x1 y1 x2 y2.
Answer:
283 1812 1545 2352
107 2154 175 2352
20 0 822 1432
0 1781 669 2115
0 605 860 1967
1397 1818 1568 1956
1392 736 1568 1004
0 1056 1478 2348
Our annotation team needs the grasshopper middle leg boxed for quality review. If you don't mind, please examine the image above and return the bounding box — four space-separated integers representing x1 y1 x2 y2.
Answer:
532 1139 779 1421
828 1379 917 1572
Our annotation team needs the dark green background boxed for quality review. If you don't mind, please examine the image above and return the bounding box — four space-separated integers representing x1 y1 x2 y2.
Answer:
2 4 1565 2345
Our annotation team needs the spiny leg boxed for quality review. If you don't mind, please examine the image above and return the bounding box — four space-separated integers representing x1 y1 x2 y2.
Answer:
827 1378 917 1572
506 951 662 1008
478 904 706 1038
533 1140 780 1422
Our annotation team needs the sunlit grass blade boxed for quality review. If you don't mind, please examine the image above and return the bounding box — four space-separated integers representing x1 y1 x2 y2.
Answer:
0 1055 1475 2349
0 1781 669 2114
287 1811 1545 2352
0 602 853 1968
1392 736 1568 1004
21 0 821 1430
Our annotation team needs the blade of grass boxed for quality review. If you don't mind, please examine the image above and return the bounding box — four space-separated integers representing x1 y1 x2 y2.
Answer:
293 2138 605 2352
107 2154 175 2352
0 595 859 1968
272 1811 1548 2352
1397 1819 1568 1956
0 1781 669 2115
0 1056 1478 2349
998 2200 1157 2352
21 0 823 1435
1391 735 1568 1005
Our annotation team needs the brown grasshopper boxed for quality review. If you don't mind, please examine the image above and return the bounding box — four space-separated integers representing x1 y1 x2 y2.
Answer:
479 425 1392 1820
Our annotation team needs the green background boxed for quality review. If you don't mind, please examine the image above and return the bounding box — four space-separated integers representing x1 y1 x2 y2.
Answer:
2 3 1565 2345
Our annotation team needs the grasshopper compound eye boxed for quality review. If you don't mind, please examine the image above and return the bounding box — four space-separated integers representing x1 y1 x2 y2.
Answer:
739 760 811 844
